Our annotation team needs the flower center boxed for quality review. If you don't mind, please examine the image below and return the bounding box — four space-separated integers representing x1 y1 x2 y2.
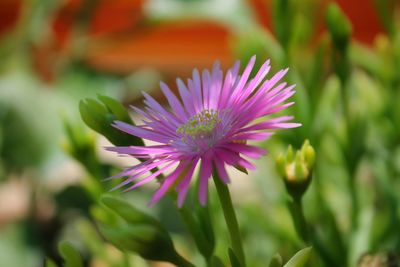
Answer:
176 109 221 138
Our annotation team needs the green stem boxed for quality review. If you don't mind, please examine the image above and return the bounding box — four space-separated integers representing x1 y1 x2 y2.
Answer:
213 172 246 267
289 197 309 243
347 173 359 228
178 206 214 264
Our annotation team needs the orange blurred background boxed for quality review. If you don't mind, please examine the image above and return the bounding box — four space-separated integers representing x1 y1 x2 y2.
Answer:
0 0 387 83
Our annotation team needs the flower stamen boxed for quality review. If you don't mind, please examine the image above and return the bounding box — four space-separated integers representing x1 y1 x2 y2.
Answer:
177 109 221 138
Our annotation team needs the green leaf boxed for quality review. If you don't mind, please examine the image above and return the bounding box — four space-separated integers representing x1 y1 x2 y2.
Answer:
98 223 155 252
272 0 294 51
98 222 178 263
101 196 160 226
283 247 312 267
326 3 352 50
210 255 225 267
98 196 185 264
269 253 283 267
58 241 84 267
228 248 242 267
45 259 58 267
196 205 215 258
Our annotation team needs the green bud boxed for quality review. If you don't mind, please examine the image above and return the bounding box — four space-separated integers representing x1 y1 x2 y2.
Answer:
287 145 294 162
326 3 352 50
275 140 316 200
79 95 144 147
294 152 307 181
276 153 286 178
304 145 316 169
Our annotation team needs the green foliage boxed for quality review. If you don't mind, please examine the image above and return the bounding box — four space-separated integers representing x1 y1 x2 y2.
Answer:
210 255 225 267
58 242 84 267
45 259 58 267
229 247 242 267
283 247 312 267
269 254 283 267
97 196 194 266
326 3 352 51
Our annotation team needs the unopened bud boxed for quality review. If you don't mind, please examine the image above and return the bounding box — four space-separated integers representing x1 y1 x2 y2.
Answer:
79 95 144 147
275 140 316 200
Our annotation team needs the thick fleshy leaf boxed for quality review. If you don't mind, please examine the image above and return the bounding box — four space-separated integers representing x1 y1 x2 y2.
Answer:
229 248 242 267
45 259 58 267
211 256 225 267
58 241 84 267
283 247 312 267
101 196 159 226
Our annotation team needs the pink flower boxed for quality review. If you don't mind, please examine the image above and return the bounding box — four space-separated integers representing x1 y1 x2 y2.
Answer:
107 56 300 207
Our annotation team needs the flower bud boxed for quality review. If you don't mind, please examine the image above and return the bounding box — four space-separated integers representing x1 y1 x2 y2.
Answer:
276 140 316 200
79 95 144 147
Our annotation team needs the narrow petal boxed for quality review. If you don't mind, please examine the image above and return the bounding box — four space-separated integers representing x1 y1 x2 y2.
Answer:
190 69 203 112
232 56 256 94
123 161 176 191
150 162 188 206
176 157 199 207
105 158 155 180
113 121 170 143
177 78 196 116
198 153 213 205
142 92 180 126
221 143 267 159
241 116 301 132
214 157 230 183
202 69 212 110
105 145 173 155
110 159 167 190
230 132 273 141
160 82 188 119
233 59 270 104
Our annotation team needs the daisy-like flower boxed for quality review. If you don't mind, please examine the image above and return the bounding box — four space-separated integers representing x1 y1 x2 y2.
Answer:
107 56 300 207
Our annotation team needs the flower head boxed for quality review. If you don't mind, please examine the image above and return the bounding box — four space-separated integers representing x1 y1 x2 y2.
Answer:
107 56 300 207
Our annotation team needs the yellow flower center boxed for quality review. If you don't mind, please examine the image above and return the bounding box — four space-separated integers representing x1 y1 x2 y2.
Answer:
177 109 221 138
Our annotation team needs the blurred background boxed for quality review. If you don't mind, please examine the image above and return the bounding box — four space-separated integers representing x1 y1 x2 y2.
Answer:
0 0 399 266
